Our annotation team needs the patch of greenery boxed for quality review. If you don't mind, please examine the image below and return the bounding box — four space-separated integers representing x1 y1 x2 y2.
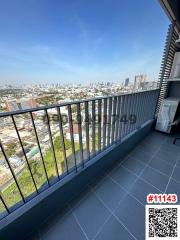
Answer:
0 136 76 213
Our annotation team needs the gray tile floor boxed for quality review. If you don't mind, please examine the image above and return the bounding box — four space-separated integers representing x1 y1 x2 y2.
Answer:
30 131 180 240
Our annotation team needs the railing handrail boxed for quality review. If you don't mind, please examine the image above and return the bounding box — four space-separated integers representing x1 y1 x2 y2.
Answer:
0 88 160 219
0 88 160 117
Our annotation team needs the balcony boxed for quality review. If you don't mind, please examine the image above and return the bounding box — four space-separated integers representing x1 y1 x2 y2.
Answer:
29 131 180 240
0 89 164 239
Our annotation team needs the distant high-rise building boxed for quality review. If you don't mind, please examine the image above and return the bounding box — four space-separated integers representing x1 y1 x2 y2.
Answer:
134 74 147 89
124 78 129 87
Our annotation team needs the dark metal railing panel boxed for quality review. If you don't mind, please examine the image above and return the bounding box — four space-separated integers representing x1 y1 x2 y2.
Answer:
67 105 77 172
91 100 96 155
11 115 39 194
111 96 117 144
138 92 144 127
107 97 112 147
115 96 121 142
30 112 50 186
0 141 25 204
128 93 135 134
56 107 69 173
97 99 102 152
0 89 159 218
102 98 107 149
77 103 84 167
121 94 128 139
118 94 125 140
84 101 90 160
131 92 138 132
44 109 60 179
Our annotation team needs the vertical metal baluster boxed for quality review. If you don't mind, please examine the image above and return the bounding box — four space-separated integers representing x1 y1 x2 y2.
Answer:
107 97 112 147
44 109 60 179
11 115 39 194
0 141 25 203
153 90 159 118
123 94 129 137
144 91 148 123
151 90 156 120
154 89 159 118
91 100 96 155
56 107 69 174
30 112 50 186
98 99 102 152
121 95 128 139
129 93 135 134
0 194 10 214
126 94 132 136
150 91 154 120
139 92 144 127
115 96 121 142
146 91 150 122
127 94 131 135
148 91 151 120
131 93 135 132
142 92 147 124
143 92 147 123
111 96 117 144
84 101 90 160
119 95 125 140
134 92 139 131
151 90 156 119
136 92 142 129
77 103 84 167
103 98 107 149
67 105 77 172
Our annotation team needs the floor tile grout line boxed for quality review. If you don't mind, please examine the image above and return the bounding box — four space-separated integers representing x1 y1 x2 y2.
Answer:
113 136 168 197
124 155 173 179
107 174 144 207
128 147 177 167
92 214 112 240
137 142 178 154
134 142 179 160
68 204 90 240
69 184 114 240
90 188 137 240
90 180 132 240
120 160 164 193
164 152 180 194
171 176 180 185
146 162 174 178
107 154 164 194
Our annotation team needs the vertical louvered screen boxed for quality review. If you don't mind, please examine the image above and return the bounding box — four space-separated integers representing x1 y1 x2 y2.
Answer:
156 24 179 114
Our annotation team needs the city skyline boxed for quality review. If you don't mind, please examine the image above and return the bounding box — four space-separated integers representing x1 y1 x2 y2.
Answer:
0 0 169 85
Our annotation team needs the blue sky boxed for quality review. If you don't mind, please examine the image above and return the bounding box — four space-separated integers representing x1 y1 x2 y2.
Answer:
0 0 169 85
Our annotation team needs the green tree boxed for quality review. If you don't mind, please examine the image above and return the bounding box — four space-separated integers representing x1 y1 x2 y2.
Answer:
6 143 16 156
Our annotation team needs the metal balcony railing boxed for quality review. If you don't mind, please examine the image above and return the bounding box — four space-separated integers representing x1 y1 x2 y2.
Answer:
0 89 159 219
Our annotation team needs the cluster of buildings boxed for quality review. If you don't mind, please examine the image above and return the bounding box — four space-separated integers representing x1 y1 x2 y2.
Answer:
123 74 158 91
0 75 158 112
0 75 158 185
